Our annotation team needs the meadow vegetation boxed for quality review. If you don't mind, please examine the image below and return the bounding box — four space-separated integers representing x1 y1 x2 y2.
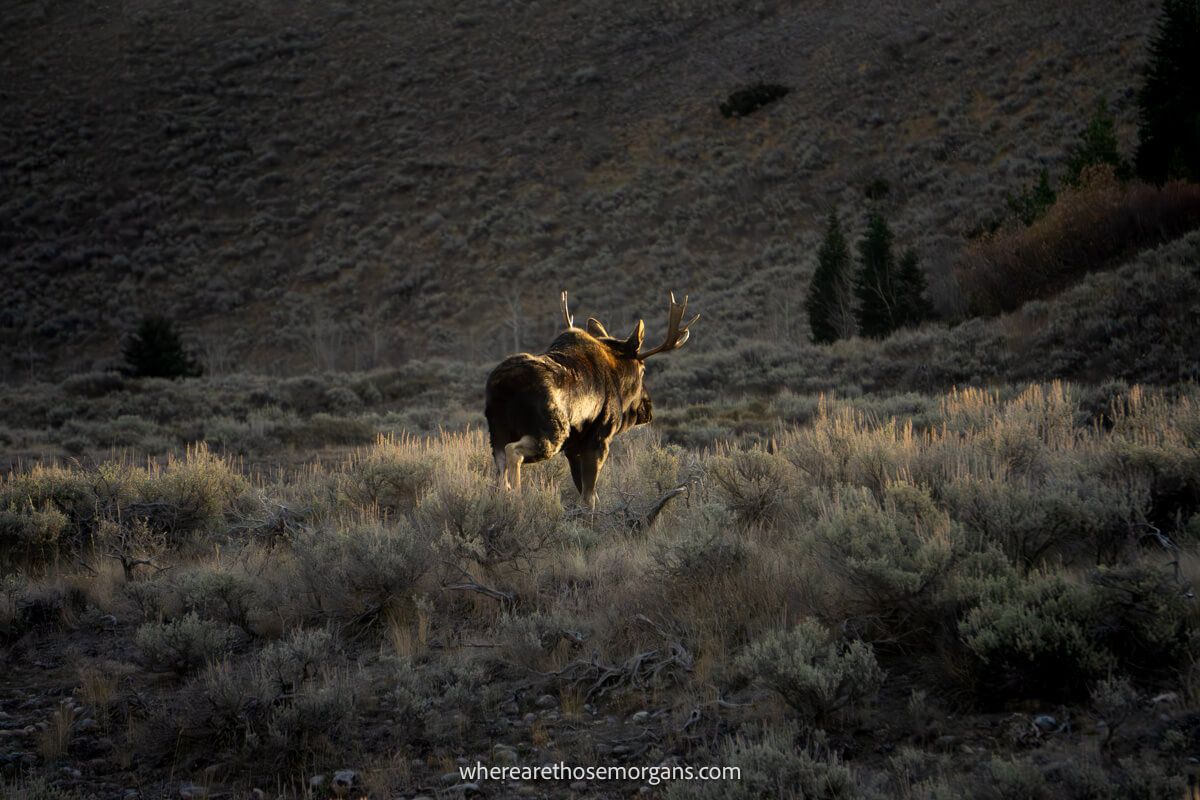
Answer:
3 381 1199 796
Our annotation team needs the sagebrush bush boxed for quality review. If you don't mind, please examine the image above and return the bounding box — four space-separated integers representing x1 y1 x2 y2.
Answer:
497 610 588 670
708 449 793 527
987 757 1048 800
736 619 885 724
664 724 855 800
416 468 563 571
136 613 242 673
171 628 357 770
138 444 248 537
284 520 435 625
174 568 259 628
0 505 68 565
650 506 747 585
817 484 962 634
337 434 441 514
960 572 1109 701
1089 564 1193 675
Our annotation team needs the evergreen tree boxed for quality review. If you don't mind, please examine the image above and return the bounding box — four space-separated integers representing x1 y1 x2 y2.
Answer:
122 316 203 379
1065 100 1131 185
1005 169 1057 226
1136 0 1200 184
894 249 933 328
805 211 854 344
853 212 897 338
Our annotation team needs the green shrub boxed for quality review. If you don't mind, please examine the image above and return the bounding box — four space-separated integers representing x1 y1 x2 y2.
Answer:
416 470 562 571
338 435 441 514
0 504 68 564
942 476 1123 571
138 445 248 537
663 724 855 800
1089 564 1192 675
286 521 435 625
987 757 1048 800
960 572 1109 701
736 619 885 725
177 628 356 770
650 507 747 584
136 613 242 673
497 610 587 670
817 484 962 633
1117 758 1186 800
175 568 259 628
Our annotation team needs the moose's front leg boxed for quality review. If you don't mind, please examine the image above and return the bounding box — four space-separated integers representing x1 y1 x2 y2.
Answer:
579 440 610 510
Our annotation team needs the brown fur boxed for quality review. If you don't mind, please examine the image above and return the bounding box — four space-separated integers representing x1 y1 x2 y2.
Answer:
485 319 650 507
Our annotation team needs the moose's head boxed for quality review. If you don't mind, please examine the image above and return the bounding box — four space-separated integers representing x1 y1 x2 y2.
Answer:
485 291 698 507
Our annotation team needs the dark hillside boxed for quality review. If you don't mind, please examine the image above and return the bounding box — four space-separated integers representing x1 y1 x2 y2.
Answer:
0 0 1159 377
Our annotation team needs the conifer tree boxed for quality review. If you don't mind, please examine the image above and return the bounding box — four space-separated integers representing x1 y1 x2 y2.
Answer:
1136 0 1200 183
805 212 854 344
894 249 933 329
853 212 897 338
1065 100 1130 185
122 316 203 379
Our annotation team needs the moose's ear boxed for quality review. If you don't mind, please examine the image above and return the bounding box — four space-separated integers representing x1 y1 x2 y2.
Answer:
623 320 645 354
586 318 609 338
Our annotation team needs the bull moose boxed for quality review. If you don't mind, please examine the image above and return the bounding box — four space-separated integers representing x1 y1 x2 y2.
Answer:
485 291 699 508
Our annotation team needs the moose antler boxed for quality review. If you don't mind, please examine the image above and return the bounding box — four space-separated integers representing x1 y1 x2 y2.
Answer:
637 293 699 359
560 290 575 329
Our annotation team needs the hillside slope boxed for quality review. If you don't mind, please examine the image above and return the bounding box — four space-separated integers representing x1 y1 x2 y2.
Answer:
0 0 1157 377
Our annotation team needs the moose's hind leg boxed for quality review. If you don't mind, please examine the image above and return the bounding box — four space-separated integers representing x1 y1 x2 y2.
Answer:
503 435 543 494
493 448 508 489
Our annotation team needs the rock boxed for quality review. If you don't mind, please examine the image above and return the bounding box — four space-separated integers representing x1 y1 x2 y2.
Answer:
75 718 99 733
179 785 208 800
332 769 359 797
60 766 82 779
570 780 587 790
123 791 139 799
449 783 480 795
492 745 518 766
308 774 326 791
251 791 265 800
535 694 558 709
628 711 650 725
501 701 520 715
522 713 537 725
1033 715 1057 732
934 735 958 751
1152 692 1180 706
441 772 460 784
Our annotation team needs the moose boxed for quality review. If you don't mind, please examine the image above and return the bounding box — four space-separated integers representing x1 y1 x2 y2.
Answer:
485 291 699 508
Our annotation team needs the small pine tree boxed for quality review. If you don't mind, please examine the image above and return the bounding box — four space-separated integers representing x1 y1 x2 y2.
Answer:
894 250 933 328
122 316 203 379
853 212 897 338
805 211 855 344
1005 169 1057 226
1136 0 1200 184
1065 99 1131 185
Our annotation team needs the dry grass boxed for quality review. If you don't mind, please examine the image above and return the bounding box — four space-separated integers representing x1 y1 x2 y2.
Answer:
36 701 76 762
